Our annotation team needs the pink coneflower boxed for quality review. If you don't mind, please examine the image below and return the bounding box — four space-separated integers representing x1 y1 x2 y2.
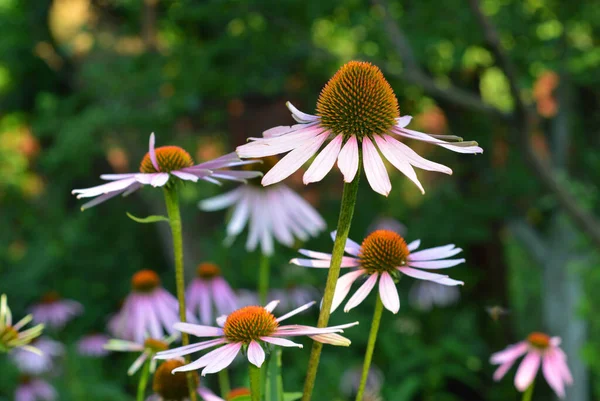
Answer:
145 359 223 401
15 376 56 401
236 61 482 196
105 336 176 375
408 280 460 311
186 263 237 325
491 332 573 398
291 230 464 314
199 157 325 255
11 337 64 375
72 133 260 210
110 270 192 343
76 334 111 357
155 300 358 376
29 292 82 330
0 294 44 354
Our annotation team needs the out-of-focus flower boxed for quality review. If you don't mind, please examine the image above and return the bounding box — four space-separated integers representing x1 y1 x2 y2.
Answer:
110 270 193 343
267 284 319 313
340 365 384 396
72 133 261 210
491 332 573 398
486 305 510 322
15 376 56 401
408 280 460 311
291 230 464 314
533 71 559 118
199 157 325 256
0 294 44 355
186 263 237 325
155 301 358 376
29 292 82 330
76 334 111 357
11 337 64 375
236 61 482 196
105 336 176 375
367 217 406 237
234 290 259 308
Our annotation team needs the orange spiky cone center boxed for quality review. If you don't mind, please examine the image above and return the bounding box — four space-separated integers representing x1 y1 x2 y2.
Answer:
359 230 409 274
223 306 278 344
196 263 222 279
131 270 161 293
140 146 194 173
152 359 198 400
527 332 551 349
316 61 399 140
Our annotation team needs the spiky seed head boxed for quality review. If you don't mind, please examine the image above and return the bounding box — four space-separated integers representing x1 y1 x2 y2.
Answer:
359 230 409 274
131 270 161 293
223 306 278 344
140 146 194 174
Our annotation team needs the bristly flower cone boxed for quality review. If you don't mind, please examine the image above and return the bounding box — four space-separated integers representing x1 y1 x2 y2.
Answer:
153 359 199 400
359 230 409 274
223 306 278 344
140 146 194 173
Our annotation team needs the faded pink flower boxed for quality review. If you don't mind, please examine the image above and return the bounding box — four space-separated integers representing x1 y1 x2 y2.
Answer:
155 301 358 376
291 230 464 314
15 377 56 401
11 337 64 375
186 263 237 325
236 61 482 196
72 133 260 210
29 292 82 330
491 332 573 398
105 336 176 375
76 334 111 357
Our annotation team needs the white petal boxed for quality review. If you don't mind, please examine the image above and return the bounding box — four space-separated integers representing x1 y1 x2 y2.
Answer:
330 270 365 313
247 340 265 367
303 134 343 184
286 102 319 123
374 135 424 194
362 137 391 196
344 274 378 312
383 135 452 174
337 136 359 183
378 272 400 313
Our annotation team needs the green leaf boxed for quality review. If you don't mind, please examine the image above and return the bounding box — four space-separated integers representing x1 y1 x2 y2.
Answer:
265 348 284 401
126 212 169 224
283 393 303 401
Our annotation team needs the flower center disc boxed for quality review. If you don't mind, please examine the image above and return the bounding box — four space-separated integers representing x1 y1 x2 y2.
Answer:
1 326 19 344
316 61 399 140
140 146 194 174
527 332 551 349
196 263 221 279
223 306 278 344
131 270 161 293
153 359 198 401
359 230 409 274
144 338 169 353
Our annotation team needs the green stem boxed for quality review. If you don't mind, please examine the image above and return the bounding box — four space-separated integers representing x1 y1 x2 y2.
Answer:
218 369 231 399
136 360 151 401
163 186 197 401
249 363 262 401
301 163 361 401
258 254 270 304
355 297 384 401
521 382 535 401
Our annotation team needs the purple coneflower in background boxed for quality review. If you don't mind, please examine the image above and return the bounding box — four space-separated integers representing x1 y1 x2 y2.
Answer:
110 270 192 343
105 336 176 375
491 332 573 398
186 263 237 325
0 294 44 355
155 300 358 376
77 334 111 357
11 337 64 375
291 230 464 314
199 156 325 255
236 61 482 196
29 292 82 330
15 376 56 401
72 133 261 210
408 280 460 311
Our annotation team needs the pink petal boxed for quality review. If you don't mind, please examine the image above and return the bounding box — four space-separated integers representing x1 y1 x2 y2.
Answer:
289 257 360 268
362 137 391 196
344 274 378 312
260 336 303 348
261 132 329 186
303 134 343 184
374 135 424 194
543 350 566 398
330 231 361 256
149 133 159 171
396 128 484 154
237 127 323 158
72 178 137 198
287 102 319 123
263 123 311 138
407 239 421 251
493 359 517 381
515 351 541 392
171 170 200 182
378 272 400 313
150 173 170 187
297 249 333 260
155 338 226 359
201 342 243 375
308 332 351 346
276 301 315 322
99 173 137 180
264 300 279 312
395 115 413 128
247 340 265 367
407 259 466 269
337 135 359 183
198 387 227 401
331 270 365 313
408 244 460 261
199 188 242 211
382 135 452 174
490 342 528 364
173 323 224 337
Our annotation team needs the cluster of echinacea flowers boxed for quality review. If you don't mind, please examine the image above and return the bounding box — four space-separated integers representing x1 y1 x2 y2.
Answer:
491 332 573 398
76 333 111 357
186 263 237 325
292 230 464 314
199 156 326 256
236 61 482 196
155 300 357 375
0 294 44 355
29 292 83 330
71 133 261 210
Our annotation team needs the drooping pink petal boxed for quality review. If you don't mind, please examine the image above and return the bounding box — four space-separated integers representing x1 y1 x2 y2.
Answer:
150 173 170 187
264 300 279 312
344 274 378 312
237 127 323 158
154 338 226 360
543 350 566 398
276 301 315 322
330 231 361 256
287 102 319 123
362 137 391 196
226 189 251 237
408 244 460 261
149 133 160 171
378 272 400 313
247 340 266 367
398 267 450 282
382 135 452 174
514 351 541 392
99 173 137 180
80 188 131 210
308 332 351 346
303 134 343 184
407 239 421 251
171 170 200 182
396 128 484 154
128 350 150 376
493 359 518 381
261 132 329 186
199 188 242 211
297 249 333 260
263 123 313 138
374 135 424 194
260 336 303 348
172 323 224 337
490 342 529 364
407 259 466 269
289 257 360 268
198 387 227 401
337 135 359 183
201 342 243 375
171 342 240 374
331 270 365 313
395 116 413 128
72 178 138 198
